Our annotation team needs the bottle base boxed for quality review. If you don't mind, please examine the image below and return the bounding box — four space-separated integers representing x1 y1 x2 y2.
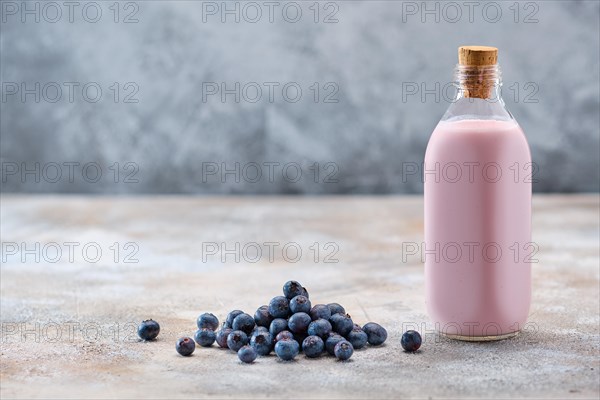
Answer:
440 330 520 342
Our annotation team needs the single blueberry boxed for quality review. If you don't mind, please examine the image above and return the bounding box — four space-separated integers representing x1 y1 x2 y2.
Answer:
216 328 232 348
268 296 290 318
226 330 249 352
325 333 344 355
346 328 368 349
232 313 256 335
302 335 324 358
330 313 354 337
274 339 299 361
196 313 219 331
307 318 332 339
328 303 345 316
289 295 312 314
363 322 388 346
275 330 294 342
137 319 160 341
269 318 288 339
238 345 257 363
283 281 304 300
401 330 422 352
225 310 244 329
309 304 332 321
254 305 273 328
288 312 311 334
194 329 216 347
176 337 195 356
250 331 272 356
334 340 354 361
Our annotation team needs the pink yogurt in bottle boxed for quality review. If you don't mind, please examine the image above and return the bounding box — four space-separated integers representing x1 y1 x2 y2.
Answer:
424 46 532 340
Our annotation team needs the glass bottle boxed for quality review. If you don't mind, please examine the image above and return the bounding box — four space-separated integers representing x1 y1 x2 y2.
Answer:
424 46 532 340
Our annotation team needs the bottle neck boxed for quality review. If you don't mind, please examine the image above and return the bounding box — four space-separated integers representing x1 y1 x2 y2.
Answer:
454 63 502 101
441 63 513 122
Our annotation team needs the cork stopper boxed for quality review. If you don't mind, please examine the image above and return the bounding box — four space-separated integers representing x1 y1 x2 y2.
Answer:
458 46 498 66
457 46 499 99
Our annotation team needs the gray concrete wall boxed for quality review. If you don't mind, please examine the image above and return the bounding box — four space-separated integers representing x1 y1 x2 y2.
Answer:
1 0 598 194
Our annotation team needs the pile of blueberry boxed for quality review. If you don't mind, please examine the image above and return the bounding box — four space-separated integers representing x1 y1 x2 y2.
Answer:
174 281 389 363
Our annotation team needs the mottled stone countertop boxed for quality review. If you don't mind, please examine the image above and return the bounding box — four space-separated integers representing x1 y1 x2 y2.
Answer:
1 195 599 399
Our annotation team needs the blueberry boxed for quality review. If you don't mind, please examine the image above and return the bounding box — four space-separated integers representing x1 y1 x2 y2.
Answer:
283 281 304 300
196 313 219 331
307 318 332 339
363 322 388 346
254 305 273 328
232 313 256 335
237 345 257 363
216 328 232 348
401 330 422 352
302 335 324 358
137 319 160 341
288 312 311 334
194 329 216 347
269 318 288 338
325 333 344 355
250 331 272 356
346 328 368 349
334 340 354 361
268 296 290 318
225 310 244 328
226 330 249 352
328 303 345 316
176 337 195 356
274 339 299 361
309 304 332 321
330 313 354 337
275 330 294 342
289 295 312 314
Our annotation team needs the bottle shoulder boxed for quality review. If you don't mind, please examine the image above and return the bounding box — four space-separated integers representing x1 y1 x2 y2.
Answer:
441 97 515 123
